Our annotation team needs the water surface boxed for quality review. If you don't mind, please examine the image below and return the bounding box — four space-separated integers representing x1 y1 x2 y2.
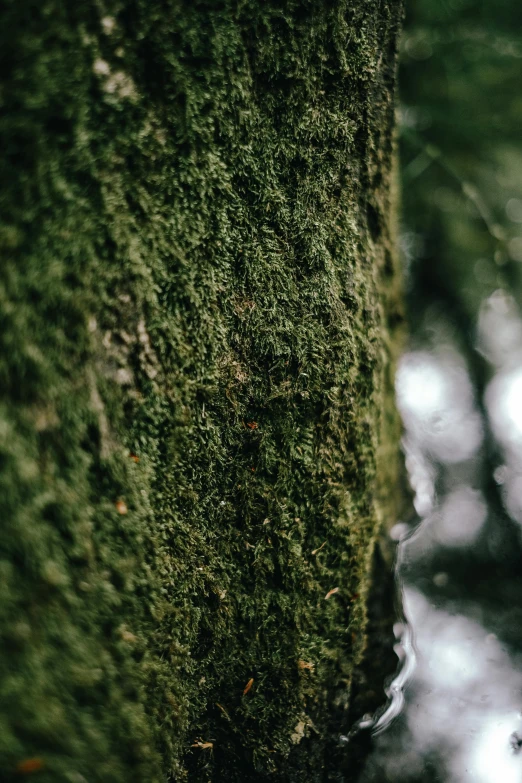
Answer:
359 293 522 782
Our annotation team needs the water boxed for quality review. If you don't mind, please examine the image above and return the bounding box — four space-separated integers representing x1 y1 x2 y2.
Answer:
357 293 522 781
352 2 522 776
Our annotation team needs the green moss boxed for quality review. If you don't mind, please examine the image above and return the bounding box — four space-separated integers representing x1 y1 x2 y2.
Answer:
0 0 403 780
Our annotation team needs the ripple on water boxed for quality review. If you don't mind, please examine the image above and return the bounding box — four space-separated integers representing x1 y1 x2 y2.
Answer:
358 306 522 781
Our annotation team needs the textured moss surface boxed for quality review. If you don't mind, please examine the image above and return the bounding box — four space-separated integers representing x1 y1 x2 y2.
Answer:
0 1 403 780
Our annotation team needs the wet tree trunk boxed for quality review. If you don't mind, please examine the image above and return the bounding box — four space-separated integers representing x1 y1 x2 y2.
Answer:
0 1 404 780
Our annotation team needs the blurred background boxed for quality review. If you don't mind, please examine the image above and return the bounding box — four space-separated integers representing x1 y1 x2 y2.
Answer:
401 0 522 328
358 1 522 781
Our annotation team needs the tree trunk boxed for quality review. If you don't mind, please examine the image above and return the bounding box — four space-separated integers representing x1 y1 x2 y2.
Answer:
0 1 404 780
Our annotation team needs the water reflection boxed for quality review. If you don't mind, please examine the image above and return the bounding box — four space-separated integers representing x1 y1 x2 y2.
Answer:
358 299 522 782
483 292 522 530
396 350 483 466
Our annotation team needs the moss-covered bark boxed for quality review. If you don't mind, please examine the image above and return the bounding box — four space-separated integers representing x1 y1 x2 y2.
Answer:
0 1 404 780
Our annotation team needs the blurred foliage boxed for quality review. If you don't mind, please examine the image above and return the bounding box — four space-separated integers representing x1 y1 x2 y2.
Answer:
400 0 522 330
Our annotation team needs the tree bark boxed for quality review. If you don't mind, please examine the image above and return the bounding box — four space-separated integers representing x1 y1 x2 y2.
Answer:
0 1 404 780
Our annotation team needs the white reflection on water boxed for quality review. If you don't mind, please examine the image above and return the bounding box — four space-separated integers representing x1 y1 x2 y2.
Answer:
482 291 522 530
363 575 522 781
396 350 483 467
486 368 522 451
478 289 522 369
400 588 520 702
402 435 435 516
435 486 487 547
359 307 522 782
373 621 417 735
466 713 522 783
400 592 522 783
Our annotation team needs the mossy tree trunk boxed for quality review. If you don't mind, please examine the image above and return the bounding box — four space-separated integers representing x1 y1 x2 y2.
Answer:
0 1 404 780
